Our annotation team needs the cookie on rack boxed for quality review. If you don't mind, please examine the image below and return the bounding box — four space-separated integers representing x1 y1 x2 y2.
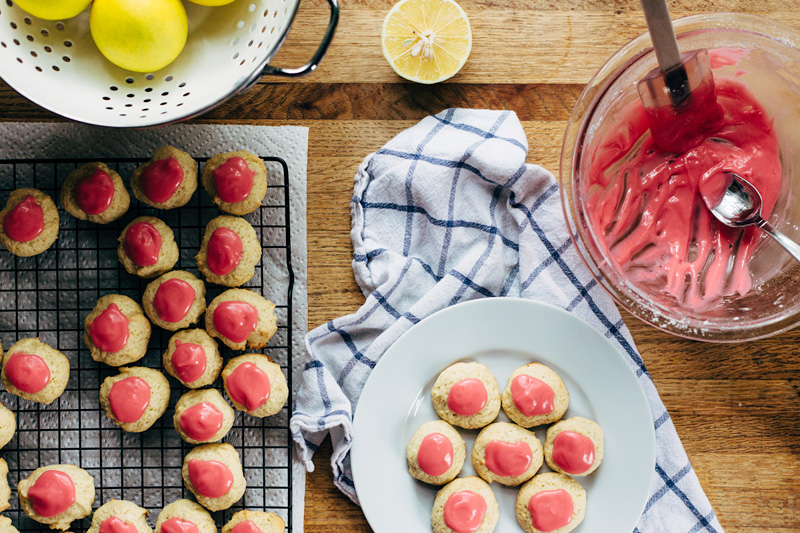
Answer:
60 162 130 224
544 416 604 477
0 515 18 533
131 146 198 209
502 362 569 428
195 215 261 287
87 499 152 533
117 216 179 278
515 472 586 533
0 188 59 257
205 289 277 350
0 401 14 449
162 329 222 389
431 476 499 533
155 499 217 533
173 388 235 445
17 464 95 530
406 420 465 485
201 151 267 215
222 510 285 533
472 422 543 487
99 367 170 433
221 354 288 418
431 362 501 429
0 338 70 405
84 294 151 367
1 458 9 513
182 443 246 512
142 271 206 331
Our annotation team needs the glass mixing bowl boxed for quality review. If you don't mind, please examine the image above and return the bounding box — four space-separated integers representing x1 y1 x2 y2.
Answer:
560 13 800 342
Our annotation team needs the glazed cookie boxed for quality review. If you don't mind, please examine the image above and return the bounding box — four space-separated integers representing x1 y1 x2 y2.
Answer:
544 417 604 477
205 289 278 350
182 443 246 512
17 464 95 530
99 367 170 433
0 515 19 533
142 271 206 331
431 476 499 533
60 162 130 223
84 294 152 367
502 363 569 428
1 338 69 405
162 329 222 389
472 422 543 487
221 354 288 418
155 499 217 533
0 401 13 449
407 420 465 485
173 389 235 445
222 510 285 533
0 459 9 513
0 188 58 257
431 362 501 429
515 472 586 533
201 151 268 215
195 216 261 287
131 146 198 209
87 500 151 533
117 216 179 278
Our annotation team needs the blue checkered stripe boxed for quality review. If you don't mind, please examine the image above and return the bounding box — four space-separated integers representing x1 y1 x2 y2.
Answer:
289 108 723 532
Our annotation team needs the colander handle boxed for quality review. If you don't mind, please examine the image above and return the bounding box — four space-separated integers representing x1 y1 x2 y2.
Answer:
261 0 340 77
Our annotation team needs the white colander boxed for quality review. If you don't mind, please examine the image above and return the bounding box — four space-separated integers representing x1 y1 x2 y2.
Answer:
0 0 338 127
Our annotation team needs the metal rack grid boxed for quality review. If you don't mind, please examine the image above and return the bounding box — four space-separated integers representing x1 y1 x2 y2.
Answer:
0 156 294 531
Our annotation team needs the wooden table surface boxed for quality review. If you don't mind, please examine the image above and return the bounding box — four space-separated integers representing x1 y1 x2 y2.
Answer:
2 0 799 531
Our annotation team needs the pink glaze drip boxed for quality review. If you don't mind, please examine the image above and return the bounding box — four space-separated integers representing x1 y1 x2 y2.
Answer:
529 489 574 532
99 517 137 533
485 440 532 477
416 433 454 477
207 227 244 276
187 459 233 498
213 301 258 344
447 378 487 416
160 518 199 533
108 376 151 424
511 375 555 417
27 470 75 517
4 195 43 242
124 222 162 267
443 491 487 533
552 430 595 475
74 168 115 215
89 303 130 353
4 352 50 394
141 157 184 203
213 157 255 203
171 340 207 383
231 521 263 533
179 401 224 442
153 278 196 323
226 362 270 412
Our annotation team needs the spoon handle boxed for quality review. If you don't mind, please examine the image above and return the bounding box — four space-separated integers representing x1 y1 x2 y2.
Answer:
759 220 800 264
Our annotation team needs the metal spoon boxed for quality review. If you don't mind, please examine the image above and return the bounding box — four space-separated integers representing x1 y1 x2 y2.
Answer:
705 172 800 263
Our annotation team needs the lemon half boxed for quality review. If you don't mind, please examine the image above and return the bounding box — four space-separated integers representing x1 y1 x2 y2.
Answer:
381 0 472 84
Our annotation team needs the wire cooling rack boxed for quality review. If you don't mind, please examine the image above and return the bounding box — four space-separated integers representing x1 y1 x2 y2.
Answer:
0 156 294 531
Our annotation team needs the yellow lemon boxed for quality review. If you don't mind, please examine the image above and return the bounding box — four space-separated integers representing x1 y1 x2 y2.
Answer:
381 0 472 84
186 0 237 5
13 0 92 20
89 0 188 73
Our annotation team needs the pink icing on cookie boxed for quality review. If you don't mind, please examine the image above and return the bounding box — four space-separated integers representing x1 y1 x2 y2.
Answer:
552 430 595 475
108 376 151 423
153 278 196 323
231 522 263 533
213 157 255 203
511 374 555 417
485 440 532 477
443 491 486 533
74 168 115 215
207 227 243 276
213 301 258 344
124 221 162 266
529 489 574 532
4 195 44 242
160 518 199 533
226 362 270 412
141 157 184 203
89 303 130 353
187 459 233 498
99 517 137 533
27 470 75 517
447 378 487 416
179 401 224 442
4 352 50 394
417 433 454 477
171 340 207 383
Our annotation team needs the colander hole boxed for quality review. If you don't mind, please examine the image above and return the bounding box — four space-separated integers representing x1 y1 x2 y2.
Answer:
270 27 276 34
145 87 153 92
239 59 245 66
62 56 69 62
263 9 269 16
15 57 21 63
161 91 168 96
165 75 173 82
35 66 41 72
249 23 256 31
106 107 112 110
102 96 110 100
29 50 36 57
178 82 186 88
52 65 59 71
44 45 51 52
23 17 31 25
64 40 72 47
249 3 255 11
10 22 16 29
232 52 239 59
273 11 277 18
177 103 183 107
26 34 33 41
125 77 134 84
144 98 151 103
146 74 154 80
0 42 5 48
142 108 149 111
231 37 239 46
248 40 253 47
55 23 64 31
126 93 134 98
12 38 18 45
160 102 167 105
5 1 11 7
161 111 167 115
125 104 132 107
119 113 126 116
237 19 245 29
183 92 189 97
261 26 266 34
110 86 118 91
40 29 48 37
258 41 263 48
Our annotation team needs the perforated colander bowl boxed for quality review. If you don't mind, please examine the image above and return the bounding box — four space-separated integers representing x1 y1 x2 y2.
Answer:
0 0 338 127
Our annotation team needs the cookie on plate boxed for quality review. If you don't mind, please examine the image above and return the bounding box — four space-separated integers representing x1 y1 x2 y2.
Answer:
99 367 170 433
1 458 10 513
155 499 217 533
117 216 179 278
431 362 501 429
406 420 465 485
87 500 151 533
472 422 543 487
142 271 206 331
205 289 278 350
173 389 235 445
431 476 499 533
515 472 586 533
17 464 95 530
0 338 69 405
162 329 222 389
221 354 288 418
0 401 14 449
201 151 267 215
502 362 569 428
182 443 246 512
222 510 285 533
544 417 604 477
0 188 58 257
84 294 151 367
60 162 130 223
195 215 261 287
131 146 198 209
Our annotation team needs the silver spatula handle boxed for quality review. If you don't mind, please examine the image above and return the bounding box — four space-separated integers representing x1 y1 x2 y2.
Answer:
640 0 682 72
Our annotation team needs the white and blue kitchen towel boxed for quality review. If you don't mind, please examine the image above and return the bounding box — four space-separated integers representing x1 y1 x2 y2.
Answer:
290 109 722 532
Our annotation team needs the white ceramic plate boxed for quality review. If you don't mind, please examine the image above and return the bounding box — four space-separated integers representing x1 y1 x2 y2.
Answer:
351 297 655 532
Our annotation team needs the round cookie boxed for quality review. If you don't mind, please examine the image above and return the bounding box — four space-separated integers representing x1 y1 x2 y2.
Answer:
117 216 179 278
84 294 152 367
155 499 217 533
205 289 278 350
162 329 222 389
0 188 59 257
0 516 19 533
221 354 288 418
472 422 543 487
201 151 268 215
17 464 95 530
407 420 465 486
544 417 604 477
173 389 235 445
195 215 261 287
131 146 198 209
0 401 14 449
222 510 285 533
431 362 501 429
431 476 499 533
515 472 586 533
99 367 170 433
1 458 10 513
502 363 569 428
60 162 130 223
142 271 206 331
87 500 151 533
0 338 69 405
182 443 246 512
